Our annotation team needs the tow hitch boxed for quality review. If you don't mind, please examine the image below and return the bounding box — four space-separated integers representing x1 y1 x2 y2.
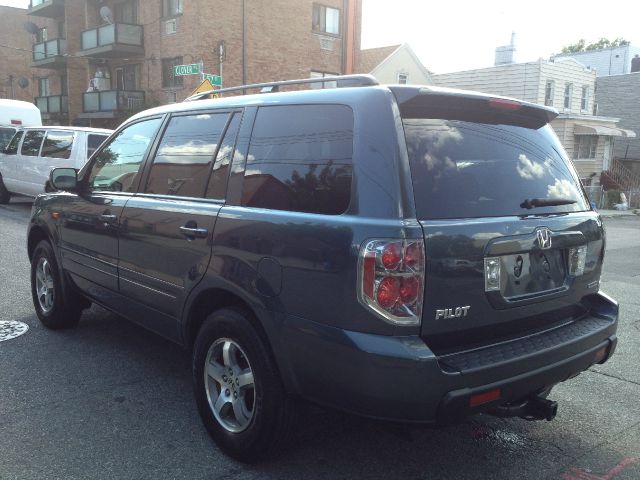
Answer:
489 395 558 421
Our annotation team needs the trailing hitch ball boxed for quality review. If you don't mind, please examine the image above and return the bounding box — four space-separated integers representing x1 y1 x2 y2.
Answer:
489 395 558 421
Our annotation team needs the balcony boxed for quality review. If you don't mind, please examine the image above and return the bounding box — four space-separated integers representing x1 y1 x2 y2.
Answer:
81 90 145 118
32 39 67 69
79 23 144 58
35 95 68 118
28 0 65 18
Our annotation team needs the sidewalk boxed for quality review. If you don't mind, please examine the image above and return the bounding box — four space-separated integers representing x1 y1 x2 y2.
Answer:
597 209 639 218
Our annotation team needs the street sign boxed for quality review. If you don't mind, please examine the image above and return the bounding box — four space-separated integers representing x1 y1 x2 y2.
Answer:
203 73 222 86
190 79 218 99
174 63 201 76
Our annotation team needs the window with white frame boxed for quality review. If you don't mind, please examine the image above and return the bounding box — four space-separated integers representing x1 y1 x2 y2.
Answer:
574 136 597 159
544 80 554 106
581 86 590 111
397 73 408 84
310 71 338 89
312 4 340 35
564 83 573 109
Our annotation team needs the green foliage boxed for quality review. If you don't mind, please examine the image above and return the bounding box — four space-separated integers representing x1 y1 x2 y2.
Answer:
561 37 630 54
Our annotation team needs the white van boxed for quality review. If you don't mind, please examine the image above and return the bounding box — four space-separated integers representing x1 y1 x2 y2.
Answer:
0 126 112 202
0 99 43 151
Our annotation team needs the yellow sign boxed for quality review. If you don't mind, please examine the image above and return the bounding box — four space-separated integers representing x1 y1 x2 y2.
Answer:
190 79 218 99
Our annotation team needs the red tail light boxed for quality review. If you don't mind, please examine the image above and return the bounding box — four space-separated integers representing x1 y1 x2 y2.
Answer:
358 239 425 326
487 98 522 111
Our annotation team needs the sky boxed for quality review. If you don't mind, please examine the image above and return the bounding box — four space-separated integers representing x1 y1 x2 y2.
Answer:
2 0 639 74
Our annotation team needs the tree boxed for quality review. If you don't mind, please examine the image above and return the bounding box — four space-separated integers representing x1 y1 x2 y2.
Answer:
561 37 630 53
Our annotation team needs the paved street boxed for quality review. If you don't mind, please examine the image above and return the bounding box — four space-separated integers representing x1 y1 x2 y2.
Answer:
1 197 639 480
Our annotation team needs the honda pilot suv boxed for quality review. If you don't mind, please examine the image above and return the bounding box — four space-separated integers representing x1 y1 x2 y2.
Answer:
27 75 618 462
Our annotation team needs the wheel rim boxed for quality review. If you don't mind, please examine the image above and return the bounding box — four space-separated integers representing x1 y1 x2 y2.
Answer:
35 257 55 314
204 338 256 433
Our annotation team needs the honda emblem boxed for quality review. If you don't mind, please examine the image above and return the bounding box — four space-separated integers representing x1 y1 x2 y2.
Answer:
536 228 552 250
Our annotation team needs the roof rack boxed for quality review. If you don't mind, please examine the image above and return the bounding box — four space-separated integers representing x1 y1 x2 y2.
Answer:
184 74 379 102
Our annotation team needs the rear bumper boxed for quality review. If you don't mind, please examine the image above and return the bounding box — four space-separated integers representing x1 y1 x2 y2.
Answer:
279 291 618 423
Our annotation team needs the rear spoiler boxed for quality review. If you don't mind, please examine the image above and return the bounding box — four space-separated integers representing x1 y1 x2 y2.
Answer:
390 86 558 128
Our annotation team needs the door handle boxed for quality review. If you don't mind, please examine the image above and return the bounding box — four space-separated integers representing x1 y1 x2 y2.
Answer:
179 225 209 239
100 213 117 223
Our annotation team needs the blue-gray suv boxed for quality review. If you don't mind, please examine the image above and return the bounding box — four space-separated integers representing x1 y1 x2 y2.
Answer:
27 75 618 461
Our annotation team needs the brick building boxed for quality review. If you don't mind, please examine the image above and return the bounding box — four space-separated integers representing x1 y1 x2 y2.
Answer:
23 0 362 128
0 5 54 103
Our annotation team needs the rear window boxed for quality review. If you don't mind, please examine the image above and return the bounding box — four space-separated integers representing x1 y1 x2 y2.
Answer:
41 130 74 159
0 127 16 151
403 118 589 219
242 104 353 215
87 134 108 158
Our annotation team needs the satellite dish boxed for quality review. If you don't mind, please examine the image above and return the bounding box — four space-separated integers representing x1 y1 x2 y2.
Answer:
17 78 29 89
99 6 114 24
24 22 40 35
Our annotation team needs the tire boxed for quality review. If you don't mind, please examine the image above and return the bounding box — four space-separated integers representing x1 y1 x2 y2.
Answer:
0 175 10 204
193 307 295 462
30 240 85 329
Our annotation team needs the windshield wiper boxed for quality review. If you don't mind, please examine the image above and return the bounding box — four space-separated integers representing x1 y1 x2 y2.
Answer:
520 198 577 209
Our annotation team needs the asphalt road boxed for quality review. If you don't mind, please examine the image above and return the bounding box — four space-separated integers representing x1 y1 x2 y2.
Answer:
1 196 639 480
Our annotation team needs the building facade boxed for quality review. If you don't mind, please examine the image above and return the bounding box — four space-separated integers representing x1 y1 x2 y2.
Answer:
24 0 362 128
0 6 55 103
433 58 635 185
552 45 640 77
597 72 640 176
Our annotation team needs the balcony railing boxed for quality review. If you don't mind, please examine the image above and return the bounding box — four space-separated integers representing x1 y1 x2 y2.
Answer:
80 23 143 56
32 38 67 66
35 95 68 114
83 90 145 113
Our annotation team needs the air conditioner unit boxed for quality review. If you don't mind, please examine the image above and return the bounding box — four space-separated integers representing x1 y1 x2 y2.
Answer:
318 36 335 51
165 19 177 35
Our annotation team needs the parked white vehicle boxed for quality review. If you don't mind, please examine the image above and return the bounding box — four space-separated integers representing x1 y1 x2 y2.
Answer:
0 99 43 151
0 126 112 202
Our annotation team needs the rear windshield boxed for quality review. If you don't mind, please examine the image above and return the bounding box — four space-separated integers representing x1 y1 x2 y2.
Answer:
403 118 589 219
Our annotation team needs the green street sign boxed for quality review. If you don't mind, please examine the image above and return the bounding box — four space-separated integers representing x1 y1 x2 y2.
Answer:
203 73 222 86
174 63 201 76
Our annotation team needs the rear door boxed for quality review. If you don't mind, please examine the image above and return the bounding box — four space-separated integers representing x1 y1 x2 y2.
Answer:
397 93 602 353
17 129 45 196
116 110 241 339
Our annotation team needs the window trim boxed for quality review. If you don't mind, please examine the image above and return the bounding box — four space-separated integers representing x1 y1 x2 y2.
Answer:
312 3 341 37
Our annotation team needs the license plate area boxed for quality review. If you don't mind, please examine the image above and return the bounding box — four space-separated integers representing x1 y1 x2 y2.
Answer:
501 250 567 299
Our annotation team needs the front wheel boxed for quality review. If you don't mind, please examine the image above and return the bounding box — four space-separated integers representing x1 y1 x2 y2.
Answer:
30 240 85 329
193 308 295 462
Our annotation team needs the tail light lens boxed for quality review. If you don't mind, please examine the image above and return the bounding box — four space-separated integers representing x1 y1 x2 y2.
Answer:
358 239 425 326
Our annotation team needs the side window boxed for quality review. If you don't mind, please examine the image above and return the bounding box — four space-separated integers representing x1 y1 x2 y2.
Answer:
145 113 228 197
21 130 45 157
5 131 23 155
41 130 74 159
87 134 108 158
0 127 16 151
87 118 162 192
241 105 354 215
205 113 241 199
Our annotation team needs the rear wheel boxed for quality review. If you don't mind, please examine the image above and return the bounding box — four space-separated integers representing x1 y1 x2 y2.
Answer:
30 240 86 329
0 175 10 204
193 308 295 462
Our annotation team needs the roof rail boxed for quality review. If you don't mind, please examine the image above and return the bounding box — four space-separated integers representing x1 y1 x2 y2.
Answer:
184 74 379 102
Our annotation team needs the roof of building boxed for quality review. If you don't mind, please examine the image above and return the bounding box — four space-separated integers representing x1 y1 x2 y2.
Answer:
356 44 402 74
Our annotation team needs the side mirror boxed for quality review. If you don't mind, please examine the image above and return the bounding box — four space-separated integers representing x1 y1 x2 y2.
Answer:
50 168 78 191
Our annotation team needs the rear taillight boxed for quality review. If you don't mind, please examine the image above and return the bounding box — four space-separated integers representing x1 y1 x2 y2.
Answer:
358 239 425 326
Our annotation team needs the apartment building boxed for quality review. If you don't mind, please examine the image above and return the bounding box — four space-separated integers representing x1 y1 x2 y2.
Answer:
26 0 362 128
433 58 636 185
0 5 55 103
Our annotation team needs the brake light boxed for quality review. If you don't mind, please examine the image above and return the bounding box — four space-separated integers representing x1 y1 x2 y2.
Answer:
11 119 22 125
358 239 425 326
487 98 522 111
469 388 501 408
